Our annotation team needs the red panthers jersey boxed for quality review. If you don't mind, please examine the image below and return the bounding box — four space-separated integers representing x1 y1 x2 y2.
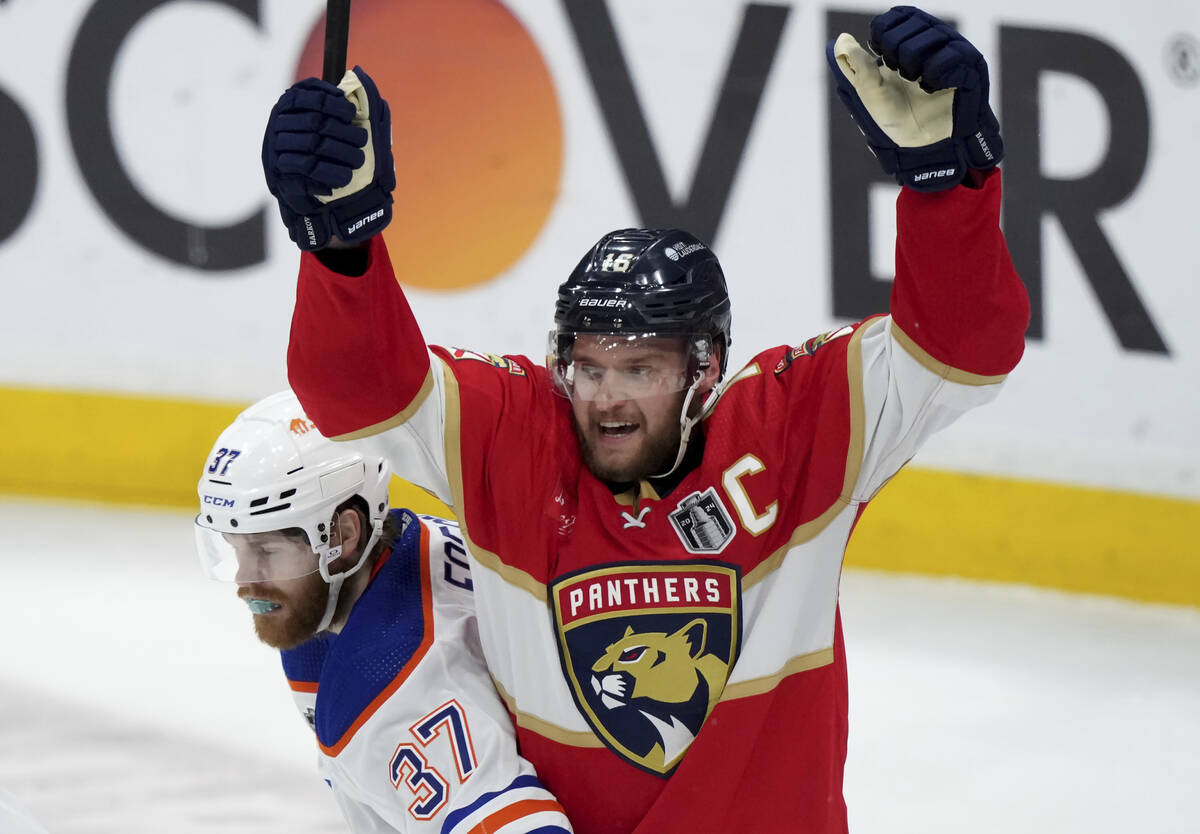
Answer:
286 172 1029 833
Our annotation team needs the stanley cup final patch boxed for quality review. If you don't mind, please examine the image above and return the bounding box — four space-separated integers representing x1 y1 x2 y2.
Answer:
669 487 735 554
550 561 742 777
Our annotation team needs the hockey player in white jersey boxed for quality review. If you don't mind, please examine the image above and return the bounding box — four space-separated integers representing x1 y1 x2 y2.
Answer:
195 391 572 834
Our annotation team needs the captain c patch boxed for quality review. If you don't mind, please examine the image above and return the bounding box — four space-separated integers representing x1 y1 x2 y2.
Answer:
550 561 741 777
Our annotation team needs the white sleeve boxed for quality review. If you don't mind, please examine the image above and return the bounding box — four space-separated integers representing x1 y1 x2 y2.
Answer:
349 350 452 506
853 316 1008 502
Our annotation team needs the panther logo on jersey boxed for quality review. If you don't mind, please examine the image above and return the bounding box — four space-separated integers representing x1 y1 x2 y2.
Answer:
591 621 729 768
550 561 741 777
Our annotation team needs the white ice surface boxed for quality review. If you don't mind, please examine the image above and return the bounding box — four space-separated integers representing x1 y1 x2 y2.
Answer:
0 498 1197 833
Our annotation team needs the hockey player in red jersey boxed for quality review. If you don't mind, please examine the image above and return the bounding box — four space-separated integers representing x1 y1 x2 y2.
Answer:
194 391 572 834
259 7 1029 833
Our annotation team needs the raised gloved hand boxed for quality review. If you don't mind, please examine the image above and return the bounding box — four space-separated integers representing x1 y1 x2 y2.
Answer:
262 66 394 250
827 6 1002 192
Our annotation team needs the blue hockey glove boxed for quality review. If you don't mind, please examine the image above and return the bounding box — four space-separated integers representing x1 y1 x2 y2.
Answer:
262 66 395 250
827 6 1002 192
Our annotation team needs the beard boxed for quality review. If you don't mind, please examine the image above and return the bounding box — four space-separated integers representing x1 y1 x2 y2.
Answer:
574 413 683 484
237 572 329 650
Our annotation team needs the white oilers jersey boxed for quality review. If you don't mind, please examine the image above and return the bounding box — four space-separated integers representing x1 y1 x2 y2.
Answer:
280 510 572 834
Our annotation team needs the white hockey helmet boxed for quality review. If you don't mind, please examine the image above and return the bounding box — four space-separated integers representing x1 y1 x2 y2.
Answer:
194 390 390 584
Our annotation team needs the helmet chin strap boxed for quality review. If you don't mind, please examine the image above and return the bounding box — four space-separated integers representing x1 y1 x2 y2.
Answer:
315 517 384 633
652 372 721 479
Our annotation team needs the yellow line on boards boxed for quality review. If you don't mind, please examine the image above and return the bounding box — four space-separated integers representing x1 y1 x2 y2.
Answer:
846 467 1200 608
2 386 1196 607
0 386 247 508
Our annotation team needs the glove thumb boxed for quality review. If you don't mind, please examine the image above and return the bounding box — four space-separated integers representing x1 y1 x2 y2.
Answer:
829 31 953 149
831 33 883 94
317 69 376 206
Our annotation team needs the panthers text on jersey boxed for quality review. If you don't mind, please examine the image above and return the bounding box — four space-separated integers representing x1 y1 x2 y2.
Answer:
286 171 1030 833
279 510 572 834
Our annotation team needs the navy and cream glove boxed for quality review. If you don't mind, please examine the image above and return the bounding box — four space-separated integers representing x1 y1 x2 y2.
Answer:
262 66 394 250
827 6 1002 192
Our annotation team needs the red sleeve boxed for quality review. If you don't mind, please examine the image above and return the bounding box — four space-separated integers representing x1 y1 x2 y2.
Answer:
890 168 1031 376
287 235 431 437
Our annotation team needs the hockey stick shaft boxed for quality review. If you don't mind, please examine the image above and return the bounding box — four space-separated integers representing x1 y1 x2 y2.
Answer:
322 0 352 84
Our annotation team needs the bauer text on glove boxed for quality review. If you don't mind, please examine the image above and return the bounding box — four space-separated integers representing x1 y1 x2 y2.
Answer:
261 66 395 250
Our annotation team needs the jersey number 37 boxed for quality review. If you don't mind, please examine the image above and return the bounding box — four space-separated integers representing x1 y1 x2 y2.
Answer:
389 700 478 820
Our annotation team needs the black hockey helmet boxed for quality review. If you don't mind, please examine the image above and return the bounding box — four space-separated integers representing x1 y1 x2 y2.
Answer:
549 228 732 391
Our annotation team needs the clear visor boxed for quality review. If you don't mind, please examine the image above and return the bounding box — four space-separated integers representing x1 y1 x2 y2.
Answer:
548 331 708 402
194 519 323 583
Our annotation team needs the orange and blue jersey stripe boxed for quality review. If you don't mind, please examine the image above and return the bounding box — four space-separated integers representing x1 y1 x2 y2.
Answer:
440 774 571 834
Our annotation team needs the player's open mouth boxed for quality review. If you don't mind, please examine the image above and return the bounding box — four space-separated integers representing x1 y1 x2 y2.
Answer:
599 421 637 438
245 598 282 614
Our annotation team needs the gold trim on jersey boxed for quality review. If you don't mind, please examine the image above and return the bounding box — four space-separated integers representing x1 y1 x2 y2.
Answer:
613 479 662 507
492 677 606 748
743 502 852 591
890 321 1009 386
440 359 548 602
329 368 436 441
719 647 836 702
742 321 872 589
712 361 762 405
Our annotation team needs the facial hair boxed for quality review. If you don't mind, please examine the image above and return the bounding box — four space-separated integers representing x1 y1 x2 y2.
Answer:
574 406 683 484
237 571 329 650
